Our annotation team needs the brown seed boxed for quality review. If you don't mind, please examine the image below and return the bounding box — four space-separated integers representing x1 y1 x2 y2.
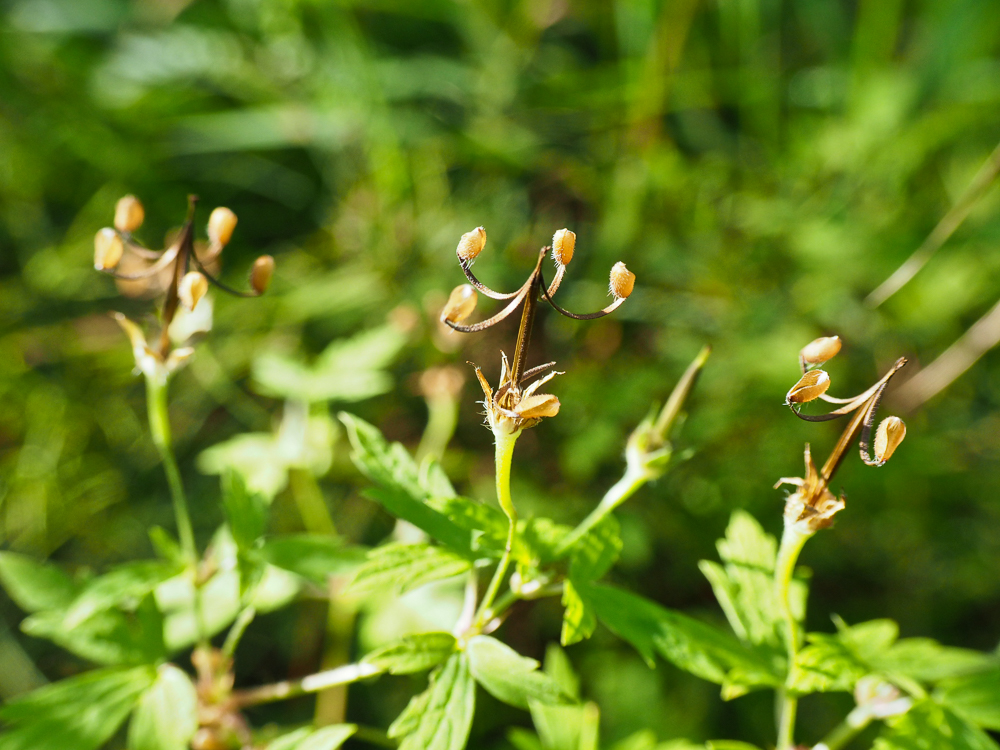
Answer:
515 393 560 419
250 255 274 294
609 262 635 299
114 195 145 233
801 335 842 365
785 369 830 404
178 271 209 311
874 416 906 463
208 207 238 246
552 228 576 265
456 226 487 262
441 284 477 323
94 227 124 270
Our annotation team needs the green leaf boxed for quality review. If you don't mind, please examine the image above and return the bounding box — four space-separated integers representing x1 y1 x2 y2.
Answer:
936 667 1000 730
262 535 367 586
705 743 763 750
569 515 622 583
264 725 358 750
425 496 508 558
340 413 475 555
349 542 470 595
873 700 1000 750
835 617 899 660
127 664 198 750
790 632 868 694
582 582 781 693
876 640 997 684
0 552 78 613
561 579 597 647
64 561 181 628
0 666 155 750
466 635 572 710
530 702 600 750
388 653 475 750
362 632 458 674
222 472 268 550
544 644 581 702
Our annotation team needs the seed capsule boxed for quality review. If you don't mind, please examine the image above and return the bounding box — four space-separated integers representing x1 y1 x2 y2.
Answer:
874 416 906 463
441 284 477 323
551 228 576 266
609 262 635 299
208 207 238 246
785 369 830 404
178 271 209 311
250 255 274 294
114 195 145 233
514 393 560 419
456 227 486 262
801 335 842 365
94 227 124 270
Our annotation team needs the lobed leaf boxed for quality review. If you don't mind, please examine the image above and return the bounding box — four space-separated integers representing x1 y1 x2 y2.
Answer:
261 534 367 586
362 632 458 675
348 542 471 595
0 552 77 613
873 700 1000 750
466 635 573 710
936 667 1000 731
388 653 476 750
126 664 198 750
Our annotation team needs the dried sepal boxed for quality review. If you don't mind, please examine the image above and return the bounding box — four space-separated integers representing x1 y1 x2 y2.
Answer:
250 255 274 294
873 416 906 464
94 227 124 270
800 335 841 366
441 284 478 324
551 229 575 266
179 271 209 312
114 195 145 233
778 444 846 534
457 226 487 262
208 207 238 247
609 262 635 299
786 369 830 405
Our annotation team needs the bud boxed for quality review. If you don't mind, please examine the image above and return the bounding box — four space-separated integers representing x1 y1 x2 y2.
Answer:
785 369 830 404
441 284 477 323
456 226 486 262
873 416 906 463
178 271 209 311
801 335 842 365
114 195 145 233
94 227 124 270
609 262 635 299
207 207 238 246
250 255 274 294
551 228 576 265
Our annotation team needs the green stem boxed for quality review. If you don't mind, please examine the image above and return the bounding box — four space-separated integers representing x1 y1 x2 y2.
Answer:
145 375 196 564
231 662 383 708
222 606 256 660
774 524 811 750
555 464 650 557
473 429 520 629
816 708 872 750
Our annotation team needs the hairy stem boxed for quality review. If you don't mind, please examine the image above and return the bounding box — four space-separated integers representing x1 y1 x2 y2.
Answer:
231 662 383 708
775 524 810 750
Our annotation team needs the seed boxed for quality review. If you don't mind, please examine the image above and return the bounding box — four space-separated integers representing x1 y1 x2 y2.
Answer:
250 255 274 294
208 207 238 246
609 262 635 299
801 336 842 365
441 284 477 323
456 226 487 262
114 195 145 233
94 227 124 270
874 416 906 463
785 369 830 404
178 271 209 311
552 228 576 265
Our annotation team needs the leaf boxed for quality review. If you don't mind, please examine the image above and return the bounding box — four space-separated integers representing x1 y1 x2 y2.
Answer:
64 560 181 628
569 515 622 583
362 632 458 674
561 579 597 647
388 653 476 750
425 496 508 558
296 725 358 750
0 666 155 750
582 582 781 693
835 617 899 660
340 413 474 555
936 667 1000 730
466 635 572 710
790 633 868 694
348 542 471 595
876 640 997 683
262 535 367 586
530 702 600 750
0 552 78 613
873 700 1000 750
222 472 268 550
127 664 198 750
544 644 581 702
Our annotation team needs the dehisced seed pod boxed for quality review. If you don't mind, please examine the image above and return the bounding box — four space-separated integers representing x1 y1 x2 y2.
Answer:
609 262 635 299
457 227 487 262
250 255 275 294
441 284 478 323
208 207 238 247
551 229 575 266
94 227 124 270
114 195 145 233
873 416 906 463
785 369 830 404
801 335 841 365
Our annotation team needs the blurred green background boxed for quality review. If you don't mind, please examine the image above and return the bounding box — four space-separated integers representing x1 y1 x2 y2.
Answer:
2 0 1000 746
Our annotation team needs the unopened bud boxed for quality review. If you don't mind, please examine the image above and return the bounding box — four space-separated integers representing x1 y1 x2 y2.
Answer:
178 271 208 311
207 207 238 246
874 416 906 463
609 262 635 299
114 195 145 233
786 369 830 404
250 255 274 294
552 228 576 265
441 284 477 323
456 226 486 262
801 336 842 365
94 227 124 270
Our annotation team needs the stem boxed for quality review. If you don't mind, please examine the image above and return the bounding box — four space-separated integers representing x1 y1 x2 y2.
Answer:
222 606 256 660
145 375 196 564
815 707 872 750
231 662 383 708
473 429 520 629
775 523 811 750
555 464 650 557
